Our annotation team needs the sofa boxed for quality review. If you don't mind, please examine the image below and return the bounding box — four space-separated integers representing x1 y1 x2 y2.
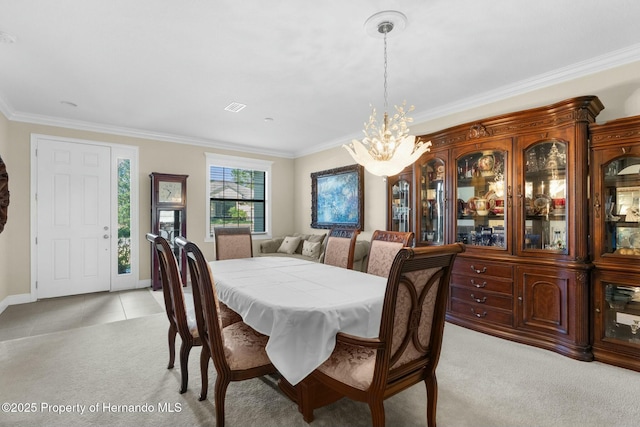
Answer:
258 232 370 272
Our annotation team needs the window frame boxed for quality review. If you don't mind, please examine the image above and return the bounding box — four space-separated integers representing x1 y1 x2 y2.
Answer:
205 152 273 242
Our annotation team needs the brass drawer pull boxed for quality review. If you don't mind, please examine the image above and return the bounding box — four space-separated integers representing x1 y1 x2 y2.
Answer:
470 265 487 274
470 279 487 288
471 308 487 318
470 294 487 303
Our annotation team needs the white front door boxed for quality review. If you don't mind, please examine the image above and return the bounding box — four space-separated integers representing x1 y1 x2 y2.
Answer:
36 139 111 298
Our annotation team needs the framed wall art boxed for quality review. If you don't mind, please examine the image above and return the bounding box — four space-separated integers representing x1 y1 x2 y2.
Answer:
311 164 364 230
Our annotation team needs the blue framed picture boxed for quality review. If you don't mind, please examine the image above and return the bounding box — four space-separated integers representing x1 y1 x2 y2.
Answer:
311 164 364 230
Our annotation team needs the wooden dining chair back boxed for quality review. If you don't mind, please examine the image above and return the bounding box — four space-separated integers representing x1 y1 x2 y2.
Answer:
366 230 414 278
213 226 253 260
175 237 276 427
323 226 360 269
312 243 465 427
146 232 200 394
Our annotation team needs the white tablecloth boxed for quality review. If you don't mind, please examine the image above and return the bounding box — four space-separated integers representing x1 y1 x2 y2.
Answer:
209 257 387 385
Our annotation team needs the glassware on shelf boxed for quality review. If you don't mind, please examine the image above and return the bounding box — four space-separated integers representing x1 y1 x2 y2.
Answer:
526 148 538 172
522 141 568 253
631 320 640 335
599 156 640 257
603 282 640 343
456 150 507 248
420 159 445 245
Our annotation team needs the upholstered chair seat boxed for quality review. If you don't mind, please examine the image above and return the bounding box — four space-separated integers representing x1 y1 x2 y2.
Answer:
316 339 376 390
222 321 272 370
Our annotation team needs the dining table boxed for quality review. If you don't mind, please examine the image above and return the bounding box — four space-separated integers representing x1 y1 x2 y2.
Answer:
209 256 387 421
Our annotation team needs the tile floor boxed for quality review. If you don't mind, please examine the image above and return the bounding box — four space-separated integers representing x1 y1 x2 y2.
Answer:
0 288 165 342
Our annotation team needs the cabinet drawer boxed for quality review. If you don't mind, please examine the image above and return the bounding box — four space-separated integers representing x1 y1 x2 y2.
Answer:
451 286 513 311
454 258 513 279
451 273 513 294
450 300 513 326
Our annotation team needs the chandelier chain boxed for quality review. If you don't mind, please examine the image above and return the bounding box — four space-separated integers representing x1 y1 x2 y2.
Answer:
383 29 388 110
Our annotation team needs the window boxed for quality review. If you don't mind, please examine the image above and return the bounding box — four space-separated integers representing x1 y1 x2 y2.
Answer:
206 153 272 239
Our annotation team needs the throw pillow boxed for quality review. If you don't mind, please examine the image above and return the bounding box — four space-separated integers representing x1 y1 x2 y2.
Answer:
277 236 301 254
302 240 322 258
308 233 326 244
293 233 311 253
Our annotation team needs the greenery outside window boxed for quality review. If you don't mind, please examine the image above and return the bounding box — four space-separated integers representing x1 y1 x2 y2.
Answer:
117 158 131 274
205 153 272 239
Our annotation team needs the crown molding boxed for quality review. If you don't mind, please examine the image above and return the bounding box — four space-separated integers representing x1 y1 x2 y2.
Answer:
3 43 640 160
410 43 640 126
295 44 640 158
4 110 294 159
0 91 13 120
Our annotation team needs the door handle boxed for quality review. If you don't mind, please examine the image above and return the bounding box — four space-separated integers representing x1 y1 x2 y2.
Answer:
103 234 110 239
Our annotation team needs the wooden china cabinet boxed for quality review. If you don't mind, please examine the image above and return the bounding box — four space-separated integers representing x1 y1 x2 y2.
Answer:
589 116 640 372
387 96 604 361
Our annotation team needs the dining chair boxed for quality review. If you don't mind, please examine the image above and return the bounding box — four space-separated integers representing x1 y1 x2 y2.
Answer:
323 226 360 269
146 232 201 394
175 236 277 427
213 226 253 260
365 230 414 278
311 243 465 427
212 226 250 327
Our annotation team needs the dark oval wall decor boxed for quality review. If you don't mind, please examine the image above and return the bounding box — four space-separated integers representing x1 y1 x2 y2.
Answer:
0 155 9 233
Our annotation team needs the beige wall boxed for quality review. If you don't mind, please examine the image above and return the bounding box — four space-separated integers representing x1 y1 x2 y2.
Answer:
3 60 640 305
0 122 295 302
0 113 10 302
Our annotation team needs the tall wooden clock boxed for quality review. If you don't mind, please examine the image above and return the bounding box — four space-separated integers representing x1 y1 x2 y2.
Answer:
150 172 188 290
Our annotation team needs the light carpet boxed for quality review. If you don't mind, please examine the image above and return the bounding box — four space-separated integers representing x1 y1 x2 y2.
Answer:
1 313 639 427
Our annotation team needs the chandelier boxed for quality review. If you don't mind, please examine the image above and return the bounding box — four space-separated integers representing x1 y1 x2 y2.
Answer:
344 11 431 177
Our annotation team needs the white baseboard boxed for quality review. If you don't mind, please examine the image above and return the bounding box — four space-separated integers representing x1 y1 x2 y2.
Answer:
136 279 151 289
110 279 151 293
0 292 37 315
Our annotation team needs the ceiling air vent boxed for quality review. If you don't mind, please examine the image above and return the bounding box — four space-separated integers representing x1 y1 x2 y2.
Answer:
224 102 247 113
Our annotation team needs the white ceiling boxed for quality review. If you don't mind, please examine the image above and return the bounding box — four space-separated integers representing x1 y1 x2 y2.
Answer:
2 0 640 158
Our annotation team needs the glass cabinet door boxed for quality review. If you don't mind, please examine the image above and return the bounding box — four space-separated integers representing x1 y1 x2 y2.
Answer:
419 158 446 244
390 178 411 232
522 141 568 252
455 150 507 248
602 281 640 344
600 156 640 258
